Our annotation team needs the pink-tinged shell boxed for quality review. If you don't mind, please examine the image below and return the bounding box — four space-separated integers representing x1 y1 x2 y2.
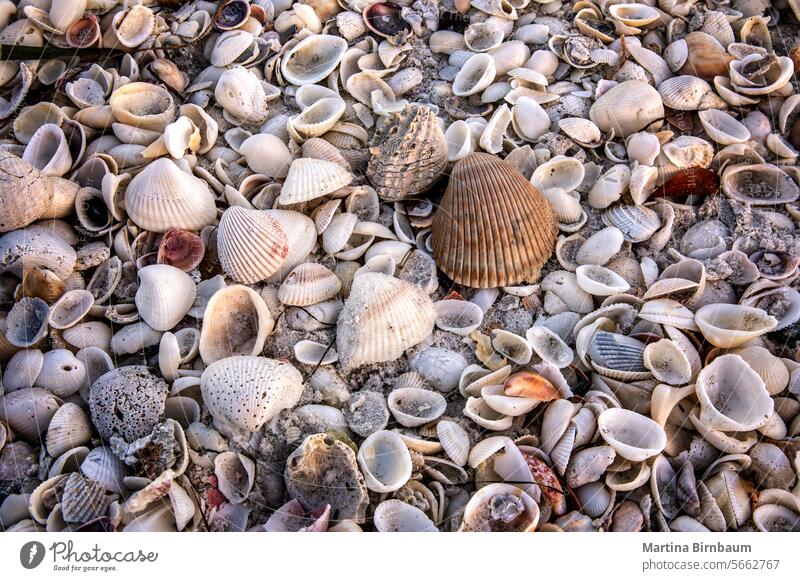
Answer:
157 228 205 272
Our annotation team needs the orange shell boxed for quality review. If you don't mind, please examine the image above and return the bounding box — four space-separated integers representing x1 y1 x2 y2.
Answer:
503 371 560 401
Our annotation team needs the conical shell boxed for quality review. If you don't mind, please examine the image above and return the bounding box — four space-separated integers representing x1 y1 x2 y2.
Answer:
278 158 353 205
277 263 342 306
200 356 303 431
366 104 447 201
125 158 217 233
135 265 197 332
336 273 435 371
432 153 557 288
199 285 274 365
216 206 290 283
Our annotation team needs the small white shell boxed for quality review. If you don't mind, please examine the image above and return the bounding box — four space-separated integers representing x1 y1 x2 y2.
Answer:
387 387 447 427
356 430 412 493
436 420 470 466
597 408 667 462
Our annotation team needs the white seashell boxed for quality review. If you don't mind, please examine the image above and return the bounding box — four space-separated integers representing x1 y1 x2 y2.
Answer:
278 263 341 306
135 265 196 332
602 204 661 243
357 430 412 493
80 447 127 494
589 80 664 137
638 299 697 331
37 349 86 398
643 339 691 386
695 354 773 432
0 388 60 443
694 304 778 348
698 109 751 145
23 124 71 177
281 34 347 85
491 329 532 364
465 22 505 52
525 326 573 368
463 397 513 431
373 499 437 532
215 451 255 504
467 435 512 468
512 96 551 142
279 158 353 205
111 321 162 355
410 348 467 394
453 53 496 97
109 5 155 48
531 155 584 193
575 227 624 266
559 118 602 147
575 264 630 296
125 158 217 233
45 402 92 458
48 289 94 330
434 299 483 336
731 346 788 396
436 420 470 466
216 206 289 284
588 165 631 209
658 75 724 111
626 132 660 166
445 120 474 162
2 349 43 391
239 134 291 178
288 97 346 140
387 387 446 427
109 82 176 132
479 104 512 154
322 212 358 255
199 285 274 365
629 164 659 205
210 30 255 67
459 483 540 532
214 66 271 125
541 270 594 314
201 356 303 431
481 385 539 416
720 163 799 205
597 408 667 462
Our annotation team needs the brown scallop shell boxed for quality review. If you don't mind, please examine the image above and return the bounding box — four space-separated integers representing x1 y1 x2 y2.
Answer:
432 153 557 288
366 104 448 201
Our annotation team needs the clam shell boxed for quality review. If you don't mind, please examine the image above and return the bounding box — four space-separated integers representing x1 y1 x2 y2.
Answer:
459 483 540 532
658 75 724 111
366 104 448 201
216 206 289 284
512 96 551 142
643 339 691 385
532 155 585 193
463 396 513 431
288 97 346 140
80 447 127 494
278 263 341 306
720 163 799 205
109 82 176 132
525 327 573 368
434 299 484 336
125 159 217 233
23 123 71 177
575 227 624 266
0 387 61 443
214 66 271 125
387 387 447 429
38 349 86 398
432 153 557 288
731 346 788 396
695 303 778 348
589 80 664 137
45 402 92 458
481 384 539 416
0 152 54 233
602 204 660 243
281 34 347 85
597 408 666 462
467 435 512 468
638 299 698 331
337 273 435 370
135 265 196 332
698 109 751 145
453 53 497 97
199 285 274 365
491 329 532 365
3 349 43 391
575 264 630 296
357 430 412 493
279 158 353 205
201 356 303 431
373 499 437 532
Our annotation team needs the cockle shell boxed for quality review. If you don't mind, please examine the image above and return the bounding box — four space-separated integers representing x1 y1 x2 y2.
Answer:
366 104 447 201
109 82 176 132
432 153 557 288
45 402 92 458
199 285 274 365
589 80 664 137
698 110 751 145
214 66 272 125
201 356 303 431
459 483 540 532
373 499 437 532
281 34 347 85
135 265 196 332
453 53 497 97
720 164 799 205
279 158 353 205
387 388 447 427
125 158 217 233
434 300 484 336
0 151 54 233
357 430 412 493
278 263 341 306
337 273 435 370
23 123 71 177
0 388 61 443
216 206 289 284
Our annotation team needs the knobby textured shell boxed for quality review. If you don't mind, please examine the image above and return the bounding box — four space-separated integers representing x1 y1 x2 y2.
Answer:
337 273 435 370
200 356 303 431
366 104 448 201
432 153 557 288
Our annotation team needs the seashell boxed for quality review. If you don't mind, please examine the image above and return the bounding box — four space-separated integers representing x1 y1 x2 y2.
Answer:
460 365 512 398
337 273 434 371
215 451 255 504
3 349 43 391
434 300 484 336
676 32 733 80
302 138 350 170
437 420 470 466
658 75 725 111
387 387 447 427
214 66 271 125
279 158 353 205
23 124 71 177
322 213 358 255
0 387 61 443
410 348 467 393
135 265 196 332
45 403 92 458
463 396 513 431
210 30 255 67
278 263 341 306
720 163 799 205
643 339 691 386
597 408 666 462
363 3 410 43
216 206 290 284
357 430 412 493
602 204 660 243
575 265 630 296
729 55 794 96
125 159 217 233
532 156 585 194
49 0 86 32
753 504 800 533
109 82 176 133
366 104 447 201
201 356 303 431
698 110 750 145
588 165 631 209
199 285 274 365
80 447 127 494
432 153 557 288
157 229 205 272
589 80 664 138
491 329 532 365
566 446 616 489
512 96 551 142
575 227 624 266
459 483 540 532
239 134 291 178
288 97 346 140
558 117 602 148
60 472 111 524
465 22 504 53
6 297 49 348
608 3 660 26
731 346 788 396
0 152 54 233
373 499 437 532
587 331 649 380
695 354 773 432
481 384 539 416
638 299 697 331
453 53 497 97
37 349 85 398
694 303 778 348
445 120 474 162
479 104 512 154
281 34 347 85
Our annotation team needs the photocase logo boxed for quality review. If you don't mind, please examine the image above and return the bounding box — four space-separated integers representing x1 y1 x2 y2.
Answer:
20 541 46 569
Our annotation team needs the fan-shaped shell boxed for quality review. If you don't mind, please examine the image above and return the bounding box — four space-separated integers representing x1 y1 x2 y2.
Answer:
45 402 92 458
366 104 448 201
135 265 196 332
336 273 435 370
432 153 557 288
124 158 217 233
200 356 303 431
216 206 290 284
277 263 341 306
279 158 353 205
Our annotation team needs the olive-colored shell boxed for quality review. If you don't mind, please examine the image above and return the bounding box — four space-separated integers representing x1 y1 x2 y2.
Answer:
366 104 447 201
432 153 557 288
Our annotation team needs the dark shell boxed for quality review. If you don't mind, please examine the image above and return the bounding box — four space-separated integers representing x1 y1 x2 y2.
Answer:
363 3 410 40
66 15 101 48
653 167 719 201
157 228 206 272
214 0 251 30
432 153 558 288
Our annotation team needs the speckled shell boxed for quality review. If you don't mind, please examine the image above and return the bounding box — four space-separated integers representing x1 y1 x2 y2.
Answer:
432 153 557 288
0 151 53 232
366 104 448 201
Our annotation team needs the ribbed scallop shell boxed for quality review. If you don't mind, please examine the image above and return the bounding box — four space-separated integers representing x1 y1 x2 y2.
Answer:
432 153 557 288
277 263 341 306
587 331 648 375
639 299 698 331
125 158 217 232
302 137 350 169
61 472 111 524
602 204 661 243
217 206 289 283
278 158 353 205
436 420 470 466
46 402 92 457
80 447 128 494
200 356 303 431
336 273 435 370
366 104 448 201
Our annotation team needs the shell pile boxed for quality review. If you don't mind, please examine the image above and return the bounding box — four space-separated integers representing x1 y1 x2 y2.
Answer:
2 0 800 534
